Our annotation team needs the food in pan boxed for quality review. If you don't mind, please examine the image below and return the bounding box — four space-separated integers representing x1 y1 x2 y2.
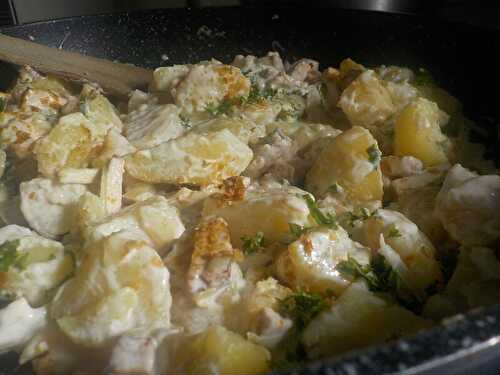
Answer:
0 52 499 374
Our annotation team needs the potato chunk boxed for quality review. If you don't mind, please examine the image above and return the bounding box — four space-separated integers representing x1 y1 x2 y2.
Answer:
123 103 184 150
51 230 172 347
173 63 251 113
20 178 87 239
394 98 450 166
338 70 395 127
435 164 500 246
306 126 383 207
34 113 109 177
125 129 253 185
85 196 185 251
0 225 73 306
356 209 442 296
302 281 432 358
181 325 269 375
275 227 370 295
202 186 313 247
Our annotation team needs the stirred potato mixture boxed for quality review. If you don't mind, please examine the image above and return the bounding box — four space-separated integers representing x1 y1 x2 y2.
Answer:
0 53 499 375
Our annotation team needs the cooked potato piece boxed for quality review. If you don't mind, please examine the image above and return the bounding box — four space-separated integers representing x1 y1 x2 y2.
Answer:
58 168 99 184
73 192 106 235
151 64 191 92
0 225 73 306
180 325 269 375
306 126 383 207
172 63 251 113
435 164 500 246
34 113 108 177
302 281 432 358
338 70 395 127
100 158 124 215
0 149 5 179
84 196 185 251
356 209 442 296
194 117 266 145
125 129 253 185
275 226 370 295
0 111 52 159
51 230 172 347
92 128 137 168
202 186 313 247
79 84 123 132
20 178 87 239
394 98 450 167
0 298 47 354
123 103 184 150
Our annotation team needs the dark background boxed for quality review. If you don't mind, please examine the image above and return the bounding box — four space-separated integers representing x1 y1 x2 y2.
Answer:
1 0 500 29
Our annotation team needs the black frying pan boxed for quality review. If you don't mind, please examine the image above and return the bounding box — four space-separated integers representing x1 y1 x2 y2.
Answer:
1 7 500 375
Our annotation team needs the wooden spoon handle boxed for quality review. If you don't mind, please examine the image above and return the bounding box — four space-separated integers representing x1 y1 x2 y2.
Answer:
0 33 153 97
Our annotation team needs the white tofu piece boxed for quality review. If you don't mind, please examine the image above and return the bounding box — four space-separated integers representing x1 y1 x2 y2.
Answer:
125 129 253 186
124 104 185 150
0 298 47 354
58 168 99 184
20 178 87 238
100 158 125 215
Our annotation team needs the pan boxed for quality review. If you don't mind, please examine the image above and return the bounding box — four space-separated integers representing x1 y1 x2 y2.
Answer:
1 6 499 374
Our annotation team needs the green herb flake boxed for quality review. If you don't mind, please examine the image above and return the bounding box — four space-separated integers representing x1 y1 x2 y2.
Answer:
366 144 381 166
387 224 402 239
0 239 22 272
288 223 308 240
241 232 264 255
302 194 338 229
337 253 422 312
0 97 6 112
279 289 328 330
179 115 192 129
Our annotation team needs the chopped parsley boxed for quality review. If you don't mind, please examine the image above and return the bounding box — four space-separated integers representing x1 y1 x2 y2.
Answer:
347 208 371 227
179 115 192 129
337 254 421 312
246 84 278 104
0 240 26 272
366 144 381 166
387 224 402 238
205 99 237 116
280 289 328 330
289 223 309 239
273 289 331 369
241 232 264 255
302 194 338 229
0 97 6 112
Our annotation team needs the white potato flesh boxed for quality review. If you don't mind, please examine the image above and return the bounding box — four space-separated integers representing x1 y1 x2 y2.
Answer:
20 178 87 239
85 196 185 251
357 209 442 295
0 298 47 354
100 157 125 215
124 103 185 150
0 111 52 159
338 70 395 127
172 63 250 113
435 164 500 246
302 281 431 358
202 186 313 247
58 168 99 184
275 227 370 295
151 64 191 92
108 334 162 375
51 230 172 347
79 84 123 132
194 117 267 145
0 225 73 306
125 129 253 185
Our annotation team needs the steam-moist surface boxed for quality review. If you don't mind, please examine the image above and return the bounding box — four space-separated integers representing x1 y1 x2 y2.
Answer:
0 54 498 375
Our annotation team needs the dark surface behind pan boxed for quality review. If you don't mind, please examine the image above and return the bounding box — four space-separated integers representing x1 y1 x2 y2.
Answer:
1 7 500 375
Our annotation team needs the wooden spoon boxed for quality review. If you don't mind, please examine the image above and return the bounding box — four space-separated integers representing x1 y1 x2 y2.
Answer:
0 33 153 97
